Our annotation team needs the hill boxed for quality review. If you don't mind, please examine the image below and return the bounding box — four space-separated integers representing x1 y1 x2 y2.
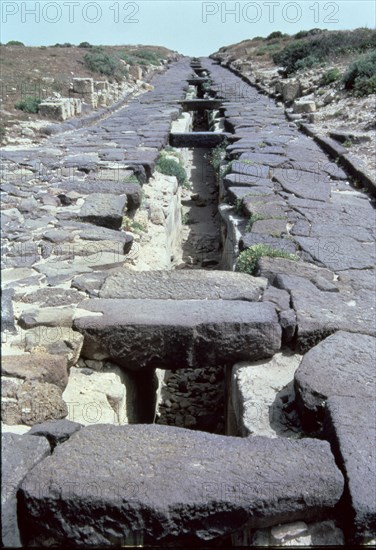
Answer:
0 43 179 144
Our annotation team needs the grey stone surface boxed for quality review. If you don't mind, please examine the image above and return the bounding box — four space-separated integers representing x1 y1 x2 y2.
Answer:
294 235 376 271
2 432 50 547
223 172 273 190
258 257 335 286
294 331 376 429
19 424 344 545
291 286 375 352
273 169 331 201
78 193 127 230
323 396 376 543
28 419 83 449
74 299 281 370
99 269 267 300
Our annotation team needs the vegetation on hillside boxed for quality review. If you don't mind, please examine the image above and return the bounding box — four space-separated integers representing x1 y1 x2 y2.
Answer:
14 97 42 113
273 28 376 74
343 50 376 96
213 28 376 96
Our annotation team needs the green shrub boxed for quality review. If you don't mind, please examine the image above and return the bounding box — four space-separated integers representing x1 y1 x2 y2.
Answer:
156 156 187 186
295 30 309 40
273 39 313 74
209 139 228 175
267 31 283 40
79 41 92 48
84 48 124 78
353 74 376 96
15 96 41 113
0 124 6 141
236 244 298 275
321 68 341 85
343 50 376 96
295 29 323 40
6 40 24 46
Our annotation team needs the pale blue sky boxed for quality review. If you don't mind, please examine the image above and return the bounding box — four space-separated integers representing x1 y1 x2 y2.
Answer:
1 1 375 56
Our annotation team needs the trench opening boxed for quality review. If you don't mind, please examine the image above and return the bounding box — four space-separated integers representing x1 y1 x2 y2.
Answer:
154 63 229 435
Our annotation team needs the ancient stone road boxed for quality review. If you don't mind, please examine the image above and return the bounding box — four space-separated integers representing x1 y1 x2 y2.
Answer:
1 56 375 546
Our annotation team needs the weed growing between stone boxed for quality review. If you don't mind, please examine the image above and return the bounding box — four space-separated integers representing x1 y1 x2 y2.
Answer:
236 245 298 275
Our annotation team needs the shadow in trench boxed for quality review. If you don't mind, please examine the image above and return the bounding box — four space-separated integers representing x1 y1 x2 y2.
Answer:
181 147 223 269
155 365 226 434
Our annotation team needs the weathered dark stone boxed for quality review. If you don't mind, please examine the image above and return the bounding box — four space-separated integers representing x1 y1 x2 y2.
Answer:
291 287 375 352
18 424 344 546
273 169 331 202
279 309 297 344
43 229 75 243
78 193 127 230
1 288 16 334
294 331 376 430
73 299 281 370
223 173 273 190
57 180 142 210
99 270 267 300
17 287 85 307
239 152 289 167
1 353 69 391
227 187 272 204
15 381 68 426
257 257 334 287
323 396 376 543
28 419 83 449
228 161 271 182
1 433 50 547
294 236 375 271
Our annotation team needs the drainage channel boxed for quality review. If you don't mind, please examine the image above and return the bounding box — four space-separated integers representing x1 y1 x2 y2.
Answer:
155 62 228 435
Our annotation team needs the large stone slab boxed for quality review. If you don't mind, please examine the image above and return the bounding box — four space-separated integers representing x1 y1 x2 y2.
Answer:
291 286 375 352
2 432 50 547
99 270 267 300
73 299 281 370
273 169 331 201
294 331 376 430
18 424 344 545
78 193 127 230
323 396 376 543
58 180 142 210
294 236 376 271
